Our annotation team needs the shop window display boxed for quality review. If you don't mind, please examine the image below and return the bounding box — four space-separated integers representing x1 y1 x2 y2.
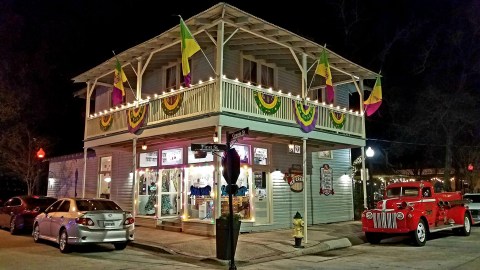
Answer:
221 166 251 220
138 170 159 216
186 166 214 221
160 169 181 216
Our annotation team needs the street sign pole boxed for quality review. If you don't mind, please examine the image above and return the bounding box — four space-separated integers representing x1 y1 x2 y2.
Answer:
226 131 236 270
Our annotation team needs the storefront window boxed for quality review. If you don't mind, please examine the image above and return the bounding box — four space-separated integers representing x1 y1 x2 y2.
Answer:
138 169 159 216
185 165 214 221
221 166 251 220
160 169 182 216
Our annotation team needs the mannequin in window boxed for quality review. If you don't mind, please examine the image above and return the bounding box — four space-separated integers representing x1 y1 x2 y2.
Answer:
144 181 157 215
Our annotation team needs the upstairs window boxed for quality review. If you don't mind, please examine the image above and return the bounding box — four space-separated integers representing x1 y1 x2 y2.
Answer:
165 65 178 90
261 65 274 88
243 59 257 84
242 58 275 88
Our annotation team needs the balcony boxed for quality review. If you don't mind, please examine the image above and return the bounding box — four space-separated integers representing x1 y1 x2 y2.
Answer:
85 78 364 140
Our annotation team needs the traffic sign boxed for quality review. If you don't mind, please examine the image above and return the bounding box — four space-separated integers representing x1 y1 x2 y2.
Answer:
228 127 249 142
191 143 228 151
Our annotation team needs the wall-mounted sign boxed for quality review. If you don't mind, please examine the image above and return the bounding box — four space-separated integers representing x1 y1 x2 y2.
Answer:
253 147 268 165
284 173 303 192
232 144 250 164
187 147 214 164
288 144 301 154
161 148 183 166
320 164 334 195
139 151 158 167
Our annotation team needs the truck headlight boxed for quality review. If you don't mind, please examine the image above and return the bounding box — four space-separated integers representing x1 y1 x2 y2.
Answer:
396 212 405 220
366 211 373 219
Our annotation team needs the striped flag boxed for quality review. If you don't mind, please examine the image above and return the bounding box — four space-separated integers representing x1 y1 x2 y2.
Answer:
112 58 127 106
364 76 383 116
315 48 334 103
180 18 200 87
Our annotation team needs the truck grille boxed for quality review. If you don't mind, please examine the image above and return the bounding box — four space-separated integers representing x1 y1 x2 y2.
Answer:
373 212 397 229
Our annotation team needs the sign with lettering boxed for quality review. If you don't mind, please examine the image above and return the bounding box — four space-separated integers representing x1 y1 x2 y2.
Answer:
191 143 228 152
320 164 334 195
228 127 249 142
284 173 303 192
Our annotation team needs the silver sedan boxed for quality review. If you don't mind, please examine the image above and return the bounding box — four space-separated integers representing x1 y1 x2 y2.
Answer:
32 198 135 253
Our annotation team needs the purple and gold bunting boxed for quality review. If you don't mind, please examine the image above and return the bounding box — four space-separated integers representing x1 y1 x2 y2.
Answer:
293 101 318 133
99 114 113 131
126 104 149 134
329 110 346 129
161 93 184 116
253 91 281 115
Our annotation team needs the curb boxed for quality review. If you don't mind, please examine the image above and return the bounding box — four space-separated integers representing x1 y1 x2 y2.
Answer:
129 241 177 255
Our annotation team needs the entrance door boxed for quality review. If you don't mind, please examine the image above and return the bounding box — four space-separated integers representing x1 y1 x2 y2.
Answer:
159 169 182 217
253 171 270 224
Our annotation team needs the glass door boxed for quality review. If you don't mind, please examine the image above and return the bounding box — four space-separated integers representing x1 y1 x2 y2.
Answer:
253 171 270 224
159 168 182 217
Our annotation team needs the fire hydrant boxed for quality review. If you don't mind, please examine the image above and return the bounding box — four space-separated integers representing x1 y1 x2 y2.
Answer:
293 211 304 248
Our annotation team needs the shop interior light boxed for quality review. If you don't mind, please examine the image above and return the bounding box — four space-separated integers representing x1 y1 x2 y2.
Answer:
142 143 147 150
288 141 294 152
104 174 111 183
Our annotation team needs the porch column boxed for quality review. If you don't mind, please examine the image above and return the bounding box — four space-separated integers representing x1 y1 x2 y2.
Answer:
216 20 224 111
215 125 223 219
82 81 92 199
301 53 307 98
361 146 367 209
132 138 137 216
302 137 308 243
82 147 87 198
359 79 366 139
136 57 143 100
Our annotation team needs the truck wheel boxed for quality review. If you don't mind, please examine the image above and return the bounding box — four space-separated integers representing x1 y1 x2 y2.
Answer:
365 232 382 244
412 219 427 246
456 214 471 236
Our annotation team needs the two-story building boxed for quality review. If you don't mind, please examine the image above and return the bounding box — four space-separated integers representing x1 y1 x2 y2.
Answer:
47 2 379 236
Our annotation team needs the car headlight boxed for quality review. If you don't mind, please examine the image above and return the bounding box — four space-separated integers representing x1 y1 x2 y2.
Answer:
396 212 405 220
366 211 373 219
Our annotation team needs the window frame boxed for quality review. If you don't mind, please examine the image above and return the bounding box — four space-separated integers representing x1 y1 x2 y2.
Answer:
241 55 277 89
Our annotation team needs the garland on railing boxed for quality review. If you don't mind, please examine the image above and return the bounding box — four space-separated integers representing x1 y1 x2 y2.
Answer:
99 114 113 131
330 110 346 129
253 91 281 115
126 104 149 134
293 100 318 133
161 92 184 116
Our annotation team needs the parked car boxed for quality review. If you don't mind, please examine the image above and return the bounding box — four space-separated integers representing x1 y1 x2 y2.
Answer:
32 198 135 253
464 193 480 224
0 195 57 234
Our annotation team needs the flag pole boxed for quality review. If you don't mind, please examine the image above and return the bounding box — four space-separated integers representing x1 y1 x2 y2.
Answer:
178 15 217 76
112 51 138 100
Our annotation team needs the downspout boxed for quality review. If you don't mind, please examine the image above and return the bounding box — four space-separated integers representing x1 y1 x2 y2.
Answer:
359 79 368 209
215 19 224 221
301 53 308 243
132 138 137 216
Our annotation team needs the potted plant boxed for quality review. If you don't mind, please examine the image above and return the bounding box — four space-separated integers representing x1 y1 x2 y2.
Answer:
215 212 241 260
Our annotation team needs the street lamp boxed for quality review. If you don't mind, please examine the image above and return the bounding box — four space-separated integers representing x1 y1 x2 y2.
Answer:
366 147 374 158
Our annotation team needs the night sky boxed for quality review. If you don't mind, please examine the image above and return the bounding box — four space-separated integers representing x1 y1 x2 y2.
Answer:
2 0 477 159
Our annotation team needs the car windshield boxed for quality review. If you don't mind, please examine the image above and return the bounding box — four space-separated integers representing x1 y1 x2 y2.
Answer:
76 199 122 211
464 195 480 203
387 187 419 197
24 197 57 210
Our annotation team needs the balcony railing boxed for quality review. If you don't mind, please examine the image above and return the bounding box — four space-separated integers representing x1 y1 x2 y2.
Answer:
85 78 364 139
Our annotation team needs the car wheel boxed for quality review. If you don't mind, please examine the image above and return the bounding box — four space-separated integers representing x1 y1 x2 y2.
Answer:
457 214 471 236
113 242 128 250
59 229 72 253
33 224 41 243
412 219 427 246
10 216 18 235
365 232 382 244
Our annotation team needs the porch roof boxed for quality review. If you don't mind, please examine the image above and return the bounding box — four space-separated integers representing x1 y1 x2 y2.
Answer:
72 2 379 88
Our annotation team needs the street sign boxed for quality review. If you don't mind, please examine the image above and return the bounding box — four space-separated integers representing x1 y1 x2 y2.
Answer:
191 143 228 151
228 127 249 142
222 147 241 185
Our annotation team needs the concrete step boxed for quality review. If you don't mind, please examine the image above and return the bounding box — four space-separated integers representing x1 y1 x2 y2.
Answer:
157 223 182 232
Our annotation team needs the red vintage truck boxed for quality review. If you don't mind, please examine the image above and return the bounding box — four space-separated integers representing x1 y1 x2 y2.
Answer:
361 181 473 246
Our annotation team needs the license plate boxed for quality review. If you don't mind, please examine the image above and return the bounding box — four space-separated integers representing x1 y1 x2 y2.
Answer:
104 221 115 227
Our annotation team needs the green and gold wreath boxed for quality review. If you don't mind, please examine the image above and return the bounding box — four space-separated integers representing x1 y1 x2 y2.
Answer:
253 91 281 115
99 114 113 131
330 110 346 129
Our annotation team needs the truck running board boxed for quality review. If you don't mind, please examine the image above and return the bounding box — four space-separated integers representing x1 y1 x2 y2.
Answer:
429 224 463 233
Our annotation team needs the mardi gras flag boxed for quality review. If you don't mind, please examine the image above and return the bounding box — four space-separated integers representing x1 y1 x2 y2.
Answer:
180 18 200 87
364 76 382 116
112 58 127 106
315 48 334 103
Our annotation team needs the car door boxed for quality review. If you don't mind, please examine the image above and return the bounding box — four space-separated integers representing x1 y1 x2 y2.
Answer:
50 200 70 238
40 200 62 237
0 199 12 227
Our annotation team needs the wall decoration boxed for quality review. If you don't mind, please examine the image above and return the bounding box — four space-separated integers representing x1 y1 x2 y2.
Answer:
127 104 149 134
318 150 332 159
320 164 334 195
161 148 183 166
293 101 318 133
99 114 113 131
232 144 250 164
284 165 303 192
139 151 158 167
330 110 346 129
253 91 281 115
161 92 184 116
253 147 268 165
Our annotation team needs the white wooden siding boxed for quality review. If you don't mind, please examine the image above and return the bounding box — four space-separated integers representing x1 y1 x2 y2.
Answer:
191 47 215 83
277 68 301 96
110 151 134 212
223 47 240 79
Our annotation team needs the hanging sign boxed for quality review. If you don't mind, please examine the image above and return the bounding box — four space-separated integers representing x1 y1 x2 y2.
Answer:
285 173 303 192
320 164 334 195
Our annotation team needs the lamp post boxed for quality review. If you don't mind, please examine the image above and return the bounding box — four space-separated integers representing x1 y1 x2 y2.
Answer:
365 147 375 209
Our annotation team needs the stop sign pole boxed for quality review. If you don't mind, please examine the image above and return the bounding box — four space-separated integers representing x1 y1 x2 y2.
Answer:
223 130 242 270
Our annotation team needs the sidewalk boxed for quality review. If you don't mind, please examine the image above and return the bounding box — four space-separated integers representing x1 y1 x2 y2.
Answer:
129 220 365 265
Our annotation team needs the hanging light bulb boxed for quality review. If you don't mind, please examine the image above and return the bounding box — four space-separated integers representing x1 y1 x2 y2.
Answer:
142 143 147 150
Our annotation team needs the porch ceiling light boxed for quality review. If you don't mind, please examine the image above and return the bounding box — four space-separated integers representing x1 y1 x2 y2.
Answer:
142 143 147 150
